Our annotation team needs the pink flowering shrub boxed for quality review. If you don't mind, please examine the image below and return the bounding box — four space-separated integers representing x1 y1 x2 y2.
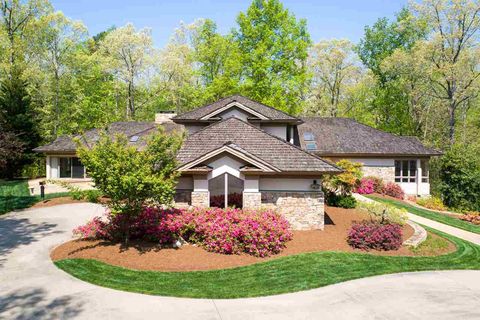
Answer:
383 182 405 199
347 221 403 251
73 217 108 239
356 178 375 194
180 207 293 257
73 206 292 257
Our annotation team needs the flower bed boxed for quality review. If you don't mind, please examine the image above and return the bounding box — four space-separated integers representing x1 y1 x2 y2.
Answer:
73 207 292 257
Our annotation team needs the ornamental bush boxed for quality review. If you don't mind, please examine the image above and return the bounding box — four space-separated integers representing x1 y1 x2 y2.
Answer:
460 212 480 225
416 196 447 211
347 221 403 251
356 178 375 194
382 182 405 199
325 191 357 208
357 201 408 225
73 207 293 257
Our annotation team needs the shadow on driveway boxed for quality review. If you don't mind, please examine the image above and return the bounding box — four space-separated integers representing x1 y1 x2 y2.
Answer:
0 217 59 266
0 288 85 320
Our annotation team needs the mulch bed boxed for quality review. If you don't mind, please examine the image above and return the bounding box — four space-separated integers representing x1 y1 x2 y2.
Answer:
32 197 85 208
51 206 454 272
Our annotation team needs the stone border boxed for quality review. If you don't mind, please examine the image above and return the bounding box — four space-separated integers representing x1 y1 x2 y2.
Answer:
352 193 427 247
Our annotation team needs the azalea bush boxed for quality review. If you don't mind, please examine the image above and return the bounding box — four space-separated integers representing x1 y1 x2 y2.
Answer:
460 212 480 225
74 206 292 257
356 178 375 194
347 221 403 251
382 182 405 199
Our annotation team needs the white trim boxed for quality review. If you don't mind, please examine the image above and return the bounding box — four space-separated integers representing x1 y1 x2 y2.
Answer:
199 101 269 120
178 145 281 173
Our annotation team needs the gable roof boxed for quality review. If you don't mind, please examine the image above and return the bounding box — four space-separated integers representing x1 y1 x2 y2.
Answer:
172 95 302 123
177 117 341 173
33 121 183 153
298 117 442 157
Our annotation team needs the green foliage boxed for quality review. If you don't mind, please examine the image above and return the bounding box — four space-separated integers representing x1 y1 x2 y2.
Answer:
76 128 183 242
323 159 363 196
234 0 311 114
325 193 357 209
437 145 480 211
54 227 480 298
0 68 41 178
410 234 451 256
357 201 408 225
51 180 101 203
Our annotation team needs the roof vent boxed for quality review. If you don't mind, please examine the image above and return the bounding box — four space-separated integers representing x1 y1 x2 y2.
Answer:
155 111 176 124
129 135 139 142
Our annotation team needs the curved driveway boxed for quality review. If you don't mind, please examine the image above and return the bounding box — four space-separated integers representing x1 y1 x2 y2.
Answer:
1 203 479 320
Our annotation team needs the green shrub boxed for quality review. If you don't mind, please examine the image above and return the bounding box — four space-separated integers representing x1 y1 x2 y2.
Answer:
323 159 363 196
357 201 408 225
325 191 357 208
437 145 480 211
416 196 447 211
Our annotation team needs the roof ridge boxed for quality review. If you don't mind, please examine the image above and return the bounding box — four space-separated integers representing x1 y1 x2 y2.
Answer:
194 116 342 172
231 94 301 121
172 96 233 120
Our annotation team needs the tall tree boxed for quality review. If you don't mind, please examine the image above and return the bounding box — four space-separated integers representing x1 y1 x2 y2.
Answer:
234 0 311 114
98 23 154 119
412 0 480 144
306 39 363 117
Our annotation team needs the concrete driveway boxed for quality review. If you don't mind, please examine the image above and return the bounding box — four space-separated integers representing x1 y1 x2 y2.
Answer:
1 203 479 320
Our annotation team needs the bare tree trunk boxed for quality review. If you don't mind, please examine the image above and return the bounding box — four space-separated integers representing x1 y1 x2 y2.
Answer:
448 102 456 145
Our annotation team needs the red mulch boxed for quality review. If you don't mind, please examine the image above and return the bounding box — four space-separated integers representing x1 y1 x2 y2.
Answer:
32 197 85 208
51 206 454 272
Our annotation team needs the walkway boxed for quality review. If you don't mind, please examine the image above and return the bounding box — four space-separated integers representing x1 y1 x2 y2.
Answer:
0 203 479 319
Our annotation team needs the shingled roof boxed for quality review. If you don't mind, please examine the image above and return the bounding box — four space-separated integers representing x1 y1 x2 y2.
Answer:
177 117 341 173
172 95 301 123
33 121 182 153
298 117 442 156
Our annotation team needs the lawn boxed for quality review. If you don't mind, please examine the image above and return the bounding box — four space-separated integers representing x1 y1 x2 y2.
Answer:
54 228 480 299
367 195 480 235
0 180 68 215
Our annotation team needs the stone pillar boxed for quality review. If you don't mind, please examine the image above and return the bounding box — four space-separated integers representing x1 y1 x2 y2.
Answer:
191 191 210 207
243 192 261 209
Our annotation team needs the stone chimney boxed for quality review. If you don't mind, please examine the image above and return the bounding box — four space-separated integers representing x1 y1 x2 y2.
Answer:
155 111 176 124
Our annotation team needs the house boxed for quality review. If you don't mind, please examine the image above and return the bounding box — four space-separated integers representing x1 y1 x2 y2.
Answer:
34 95 441 230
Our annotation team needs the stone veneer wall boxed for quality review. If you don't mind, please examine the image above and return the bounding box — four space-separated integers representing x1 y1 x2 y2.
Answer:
260 191 324 230
174 190 192 209
243 192 262 209
191 191 210 207
361 166 395 183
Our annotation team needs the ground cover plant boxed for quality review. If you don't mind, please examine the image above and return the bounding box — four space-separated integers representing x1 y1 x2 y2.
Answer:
368 195 480 234
74 206 293 257
54 227 480 299
0 180 69 215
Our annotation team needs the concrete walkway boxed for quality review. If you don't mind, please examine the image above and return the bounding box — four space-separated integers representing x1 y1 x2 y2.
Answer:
353 193 480 246
1 203 479 320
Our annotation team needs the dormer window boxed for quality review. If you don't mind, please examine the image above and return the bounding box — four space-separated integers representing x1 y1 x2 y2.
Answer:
304 132 315 141
129 135 139 142
306 142 317 151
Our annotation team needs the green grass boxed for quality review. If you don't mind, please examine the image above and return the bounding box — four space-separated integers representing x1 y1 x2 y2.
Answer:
410 234 451 255
0 180 69 215
367 195 480 234
54 228 480 299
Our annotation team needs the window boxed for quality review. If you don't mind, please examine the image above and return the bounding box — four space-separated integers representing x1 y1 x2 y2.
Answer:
395 160 417 183
303 132 315 141
58 157 85 179
421 160 429 183
306 142 317 151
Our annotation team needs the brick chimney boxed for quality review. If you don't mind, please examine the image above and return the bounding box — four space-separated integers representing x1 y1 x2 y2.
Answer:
155 111 176 124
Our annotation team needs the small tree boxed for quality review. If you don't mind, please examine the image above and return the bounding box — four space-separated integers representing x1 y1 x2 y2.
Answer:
323 159 363 195
77 128 183 244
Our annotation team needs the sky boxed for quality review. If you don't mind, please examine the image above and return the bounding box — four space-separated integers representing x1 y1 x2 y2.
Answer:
50 0 407 47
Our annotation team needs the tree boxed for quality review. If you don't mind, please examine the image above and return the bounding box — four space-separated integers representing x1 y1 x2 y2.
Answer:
0 130 24 177
77 128 183 244
412 0 480 144
98 23 154 119
306 39 363 117
0 67 40 177
234 0 311 114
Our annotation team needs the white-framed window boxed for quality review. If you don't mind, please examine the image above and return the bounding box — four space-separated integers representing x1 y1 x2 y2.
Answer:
58 157 86 178
395 160 416 183
421 160 429 183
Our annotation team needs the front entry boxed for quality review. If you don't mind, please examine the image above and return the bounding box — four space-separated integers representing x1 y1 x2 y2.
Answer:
208 173 244 208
